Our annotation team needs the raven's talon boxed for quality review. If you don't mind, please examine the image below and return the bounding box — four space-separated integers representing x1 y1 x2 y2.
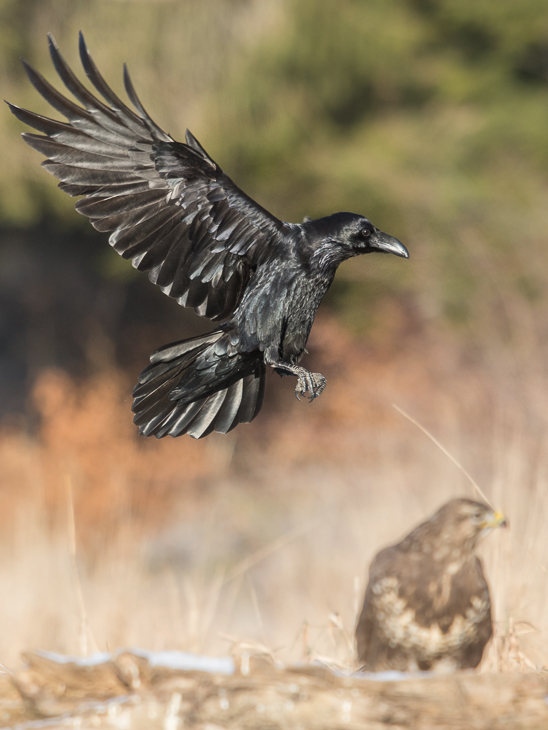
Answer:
295 375 308 401
309 372 327 399
294 370 326 402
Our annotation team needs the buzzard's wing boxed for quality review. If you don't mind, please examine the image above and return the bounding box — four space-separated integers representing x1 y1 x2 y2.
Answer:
355 546 402 668
458 556 493 668
355 581 376 666
8 33 289 321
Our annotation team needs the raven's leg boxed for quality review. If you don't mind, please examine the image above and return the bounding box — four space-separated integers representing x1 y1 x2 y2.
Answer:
264 354 326 402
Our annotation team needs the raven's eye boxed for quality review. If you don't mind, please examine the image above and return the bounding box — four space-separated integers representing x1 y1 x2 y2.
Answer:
362 229 371 238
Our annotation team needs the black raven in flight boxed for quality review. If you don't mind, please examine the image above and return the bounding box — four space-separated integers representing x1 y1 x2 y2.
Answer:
9 34 409 439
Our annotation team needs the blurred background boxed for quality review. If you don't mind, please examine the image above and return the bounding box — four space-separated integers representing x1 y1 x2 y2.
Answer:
1 0 548 670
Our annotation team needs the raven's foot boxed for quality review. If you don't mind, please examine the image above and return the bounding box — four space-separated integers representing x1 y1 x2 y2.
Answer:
266 355 326 402
294 367 326 402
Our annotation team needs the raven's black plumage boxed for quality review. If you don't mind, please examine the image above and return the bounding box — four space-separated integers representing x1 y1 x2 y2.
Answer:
9 34 409 439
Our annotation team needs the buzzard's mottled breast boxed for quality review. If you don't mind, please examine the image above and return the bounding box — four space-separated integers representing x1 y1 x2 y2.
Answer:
356 499 505 672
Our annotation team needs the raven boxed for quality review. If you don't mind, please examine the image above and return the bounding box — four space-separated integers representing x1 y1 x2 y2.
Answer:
9 34 409 439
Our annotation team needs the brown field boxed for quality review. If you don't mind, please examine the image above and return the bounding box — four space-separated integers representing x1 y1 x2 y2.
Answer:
1 315 547 685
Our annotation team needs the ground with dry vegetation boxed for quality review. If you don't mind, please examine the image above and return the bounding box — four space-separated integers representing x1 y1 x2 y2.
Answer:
0 318 547 665
2 650 548 729
1 323 548 730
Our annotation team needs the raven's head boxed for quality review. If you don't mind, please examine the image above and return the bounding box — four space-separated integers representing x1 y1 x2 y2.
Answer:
303 212 409 259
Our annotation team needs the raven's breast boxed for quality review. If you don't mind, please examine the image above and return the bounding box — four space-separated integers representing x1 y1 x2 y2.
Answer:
280 274 333 363
230 256 335 362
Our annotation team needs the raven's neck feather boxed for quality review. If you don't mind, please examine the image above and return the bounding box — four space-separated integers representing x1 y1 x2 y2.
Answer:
310 241 352 277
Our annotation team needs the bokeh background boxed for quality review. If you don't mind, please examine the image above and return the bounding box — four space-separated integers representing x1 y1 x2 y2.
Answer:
1 0 548 670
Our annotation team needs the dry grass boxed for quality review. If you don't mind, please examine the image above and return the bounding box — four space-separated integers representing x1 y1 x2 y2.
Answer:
0 315 547 673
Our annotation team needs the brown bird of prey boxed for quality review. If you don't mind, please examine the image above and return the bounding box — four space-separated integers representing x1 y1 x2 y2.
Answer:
355 499 506 672
8 34 408 440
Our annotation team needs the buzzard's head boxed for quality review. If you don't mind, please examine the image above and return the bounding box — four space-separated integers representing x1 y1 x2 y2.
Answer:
432 499 506 552
401 498 506 556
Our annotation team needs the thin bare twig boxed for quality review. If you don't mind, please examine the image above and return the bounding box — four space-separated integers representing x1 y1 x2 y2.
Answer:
393 404 548 576
392 404 493 507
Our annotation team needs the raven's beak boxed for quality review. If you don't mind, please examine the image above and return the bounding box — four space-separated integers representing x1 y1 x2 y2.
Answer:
372 230 409 258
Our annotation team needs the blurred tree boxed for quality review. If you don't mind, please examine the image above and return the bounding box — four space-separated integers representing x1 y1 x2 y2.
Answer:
1 0 548 404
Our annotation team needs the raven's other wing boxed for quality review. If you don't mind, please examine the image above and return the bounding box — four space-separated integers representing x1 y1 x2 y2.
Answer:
8 33 289 321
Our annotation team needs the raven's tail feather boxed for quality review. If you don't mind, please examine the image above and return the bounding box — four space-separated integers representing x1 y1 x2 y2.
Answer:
132 330 265 439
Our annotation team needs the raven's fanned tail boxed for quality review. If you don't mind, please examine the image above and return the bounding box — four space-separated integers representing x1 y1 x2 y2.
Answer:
132 331 265 439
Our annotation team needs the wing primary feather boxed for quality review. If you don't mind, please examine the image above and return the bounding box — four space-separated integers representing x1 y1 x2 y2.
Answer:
22 135 133 169
22 60 95 123
75 189 166 217
122 64 171 142
47 34 150 143
63 180 152 198
184 129 216 169
47 34 121 123
41 161 141 186
77 31 148 135
8 103 84 139
21 59 138 146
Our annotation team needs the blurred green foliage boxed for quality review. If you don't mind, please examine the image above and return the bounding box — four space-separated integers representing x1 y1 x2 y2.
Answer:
2 0 548 338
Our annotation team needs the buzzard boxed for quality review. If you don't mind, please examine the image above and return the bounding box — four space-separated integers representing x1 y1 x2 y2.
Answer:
355 499 506 672
8 34 408 440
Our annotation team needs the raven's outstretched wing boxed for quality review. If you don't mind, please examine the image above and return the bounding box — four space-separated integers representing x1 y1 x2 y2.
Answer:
8 33 289 321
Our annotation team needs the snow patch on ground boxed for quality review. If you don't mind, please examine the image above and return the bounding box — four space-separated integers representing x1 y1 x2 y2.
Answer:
127 648 235 675
34 650 112 666
34 648 235 675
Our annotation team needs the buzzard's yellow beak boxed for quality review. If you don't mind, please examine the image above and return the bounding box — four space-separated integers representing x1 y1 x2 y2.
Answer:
482 511 507 530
